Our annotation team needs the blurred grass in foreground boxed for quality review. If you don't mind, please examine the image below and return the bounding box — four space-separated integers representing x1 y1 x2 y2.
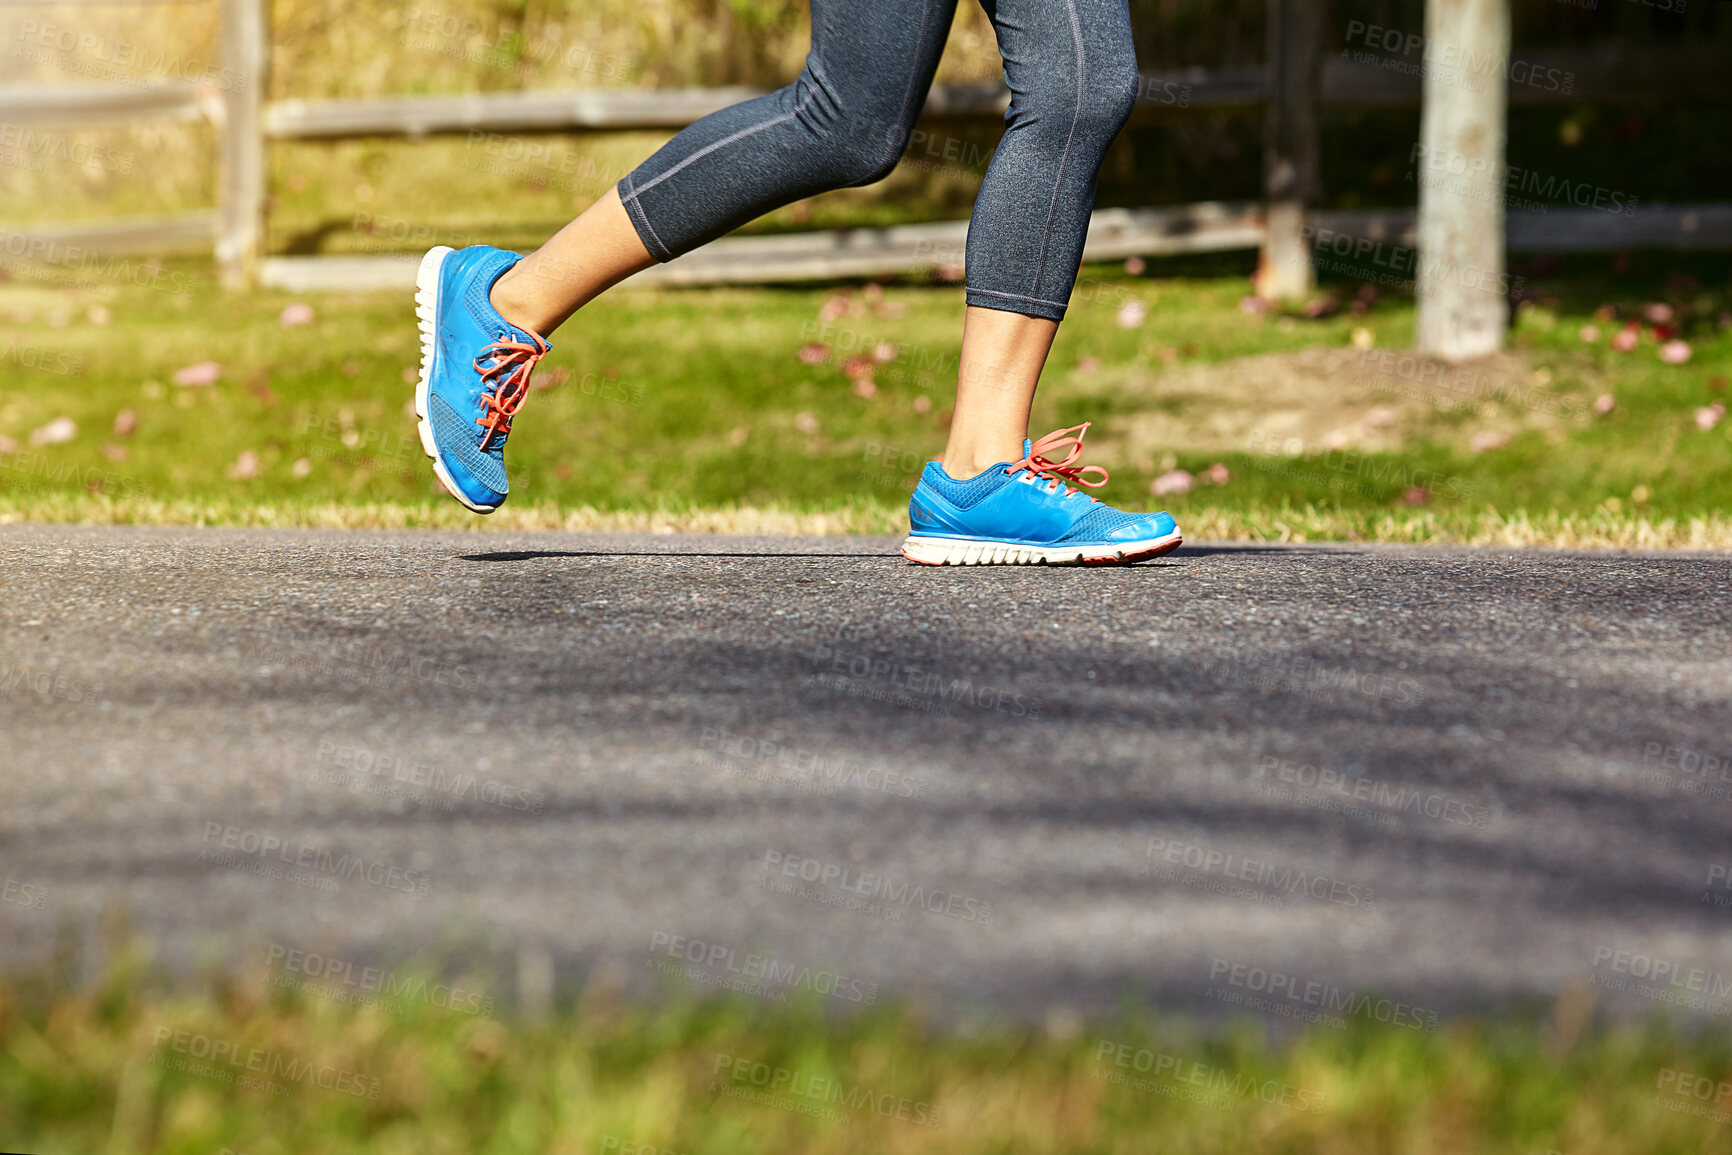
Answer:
0 252 1728 546
3 946 1732 1154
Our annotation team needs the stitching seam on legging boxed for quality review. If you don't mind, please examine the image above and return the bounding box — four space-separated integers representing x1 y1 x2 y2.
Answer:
621 171 673 261
969 286 1068 310
1032 0 1087 294
621 83 821 205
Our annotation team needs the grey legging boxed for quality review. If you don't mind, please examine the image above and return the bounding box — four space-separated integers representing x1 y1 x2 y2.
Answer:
617 0 1139 322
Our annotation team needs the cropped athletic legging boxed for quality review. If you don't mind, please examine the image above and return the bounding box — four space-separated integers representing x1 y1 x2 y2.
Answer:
616 0 1139 322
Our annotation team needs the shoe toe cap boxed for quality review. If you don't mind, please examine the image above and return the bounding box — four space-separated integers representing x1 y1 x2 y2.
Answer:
1105 510 1178 542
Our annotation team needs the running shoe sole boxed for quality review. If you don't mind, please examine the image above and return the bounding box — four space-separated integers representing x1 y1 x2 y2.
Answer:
899 529 1183 567
412 245 498 515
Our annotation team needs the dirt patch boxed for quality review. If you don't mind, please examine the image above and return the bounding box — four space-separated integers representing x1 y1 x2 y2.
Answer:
1070 346 1592 465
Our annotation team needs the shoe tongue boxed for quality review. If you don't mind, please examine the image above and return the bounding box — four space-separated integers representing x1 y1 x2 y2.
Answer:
1021 438 1033 458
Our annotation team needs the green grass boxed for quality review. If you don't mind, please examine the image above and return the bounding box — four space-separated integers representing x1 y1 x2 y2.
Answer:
1 254 1729 544
4 945 1732 1154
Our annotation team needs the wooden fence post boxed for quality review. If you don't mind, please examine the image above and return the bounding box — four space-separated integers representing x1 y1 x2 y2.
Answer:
1253 0 1323 301
1415 0 1509 361
218 0 266 290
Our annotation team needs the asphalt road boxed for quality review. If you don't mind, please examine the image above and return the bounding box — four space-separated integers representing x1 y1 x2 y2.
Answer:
3 524 1730 1032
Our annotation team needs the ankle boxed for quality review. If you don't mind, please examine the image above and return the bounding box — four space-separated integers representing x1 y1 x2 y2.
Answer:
938 457 1010 482
489 267 553 337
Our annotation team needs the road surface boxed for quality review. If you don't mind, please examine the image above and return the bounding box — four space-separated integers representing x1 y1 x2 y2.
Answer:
2 525 1729 1031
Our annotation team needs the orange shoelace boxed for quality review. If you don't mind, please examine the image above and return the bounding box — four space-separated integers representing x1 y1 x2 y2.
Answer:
473 331 550 450
1007 422 1110 498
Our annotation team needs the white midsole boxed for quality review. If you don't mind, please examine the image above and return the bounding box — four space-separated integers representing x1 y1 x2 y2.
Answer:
413 245 496 515
899 529 1182 566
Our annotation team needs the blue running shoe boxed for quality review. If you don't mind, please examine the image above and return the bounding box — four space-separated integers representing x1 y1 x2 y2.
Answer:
901 423 1182 566
413 245 550 513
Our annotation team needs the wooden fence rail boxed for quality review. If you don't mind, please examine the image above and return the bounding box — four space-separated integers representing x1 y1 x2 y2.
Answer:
0 0 1728 292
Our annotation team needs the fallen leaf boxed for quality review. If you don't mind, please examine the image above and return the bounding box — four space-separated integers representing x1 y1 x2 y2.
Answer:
112 410 138 437
1658 339 1691 365
29 417 76 445
797 343 830 365
279 302 316 327
1694 403 1724 432
172 361 222 387
1150 469 1193 496
226 449 260 480
1469 430 1510 452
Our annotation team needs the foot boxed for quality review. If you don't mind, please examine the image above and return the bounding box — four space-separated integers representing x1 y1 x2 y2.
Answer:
900 423 1182 566
413 245 551 513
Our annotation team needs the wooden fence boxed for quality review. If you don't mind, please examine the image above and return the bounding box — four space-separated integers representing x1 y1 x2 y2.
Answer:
3 0 1730 294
